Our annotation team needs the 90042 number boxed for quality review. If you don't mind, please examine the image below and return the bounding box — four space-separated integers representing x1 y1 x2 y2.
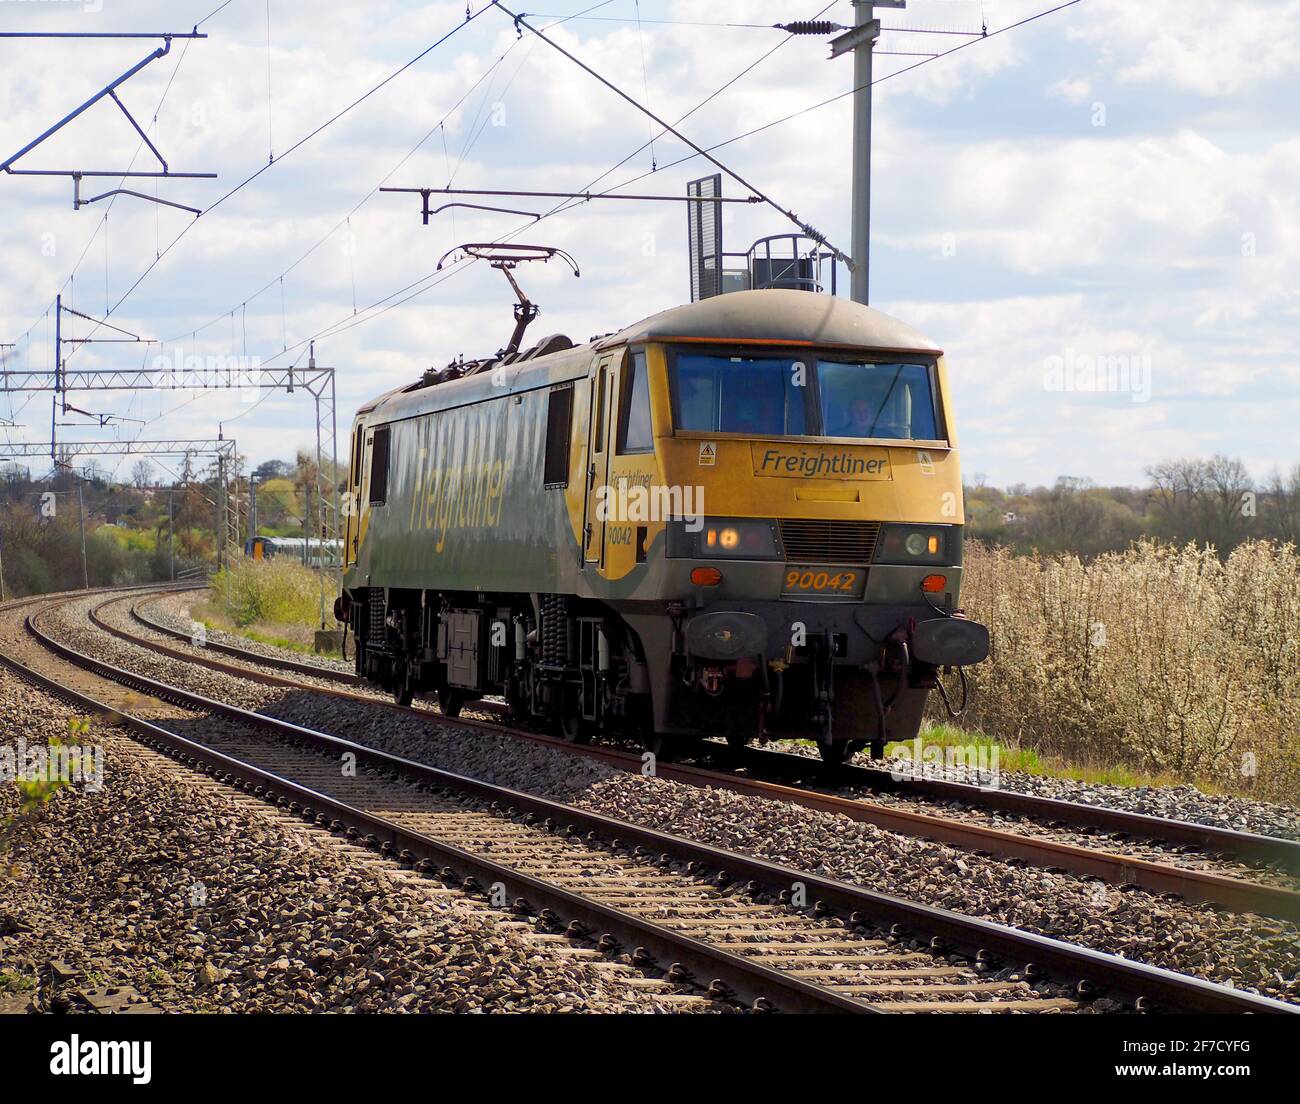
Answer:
780 566 864 600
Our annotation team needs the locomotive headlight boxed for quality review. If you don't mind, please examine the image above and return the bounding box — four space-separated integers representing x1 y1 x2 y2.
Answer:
875 524 952 565
669 518 781 560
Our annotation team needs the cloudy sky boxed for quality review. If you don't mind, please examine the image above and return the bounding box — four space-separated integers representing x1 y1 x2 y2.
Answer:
1 0 1296 488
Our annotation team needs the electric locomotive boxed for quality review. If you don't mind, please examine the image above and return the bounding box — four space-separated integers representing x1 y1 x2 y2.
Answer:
336 288 988 764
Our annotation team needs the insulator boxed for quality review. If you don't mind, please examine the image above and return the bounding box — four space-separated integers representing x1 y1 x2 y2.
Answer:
778 20 844 35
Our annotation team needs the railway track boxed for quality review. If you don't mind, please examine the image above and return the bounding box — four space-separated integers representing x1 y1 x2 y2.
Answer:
4 587 1296 1013
103 588 1300 922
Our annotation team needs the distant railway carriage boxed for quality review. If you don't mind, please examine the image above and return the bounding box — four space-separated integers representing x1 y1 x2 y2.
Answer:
245 535 342 569
336 289 988 763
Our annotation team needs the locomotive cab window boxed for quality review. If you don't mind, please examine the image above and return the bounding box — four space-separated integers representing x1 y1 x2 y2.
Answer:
673 351 808 436
818 360 940 441
351 428 364 489
669 347 944 442
368 425 390 505
543 384 574 487
617 351 654 453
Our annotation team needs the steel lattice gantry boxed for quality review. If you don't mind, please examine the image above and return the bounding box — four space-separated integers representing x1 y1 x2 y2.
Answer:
0 437 243 569
0 356 340 574
0 438 235 458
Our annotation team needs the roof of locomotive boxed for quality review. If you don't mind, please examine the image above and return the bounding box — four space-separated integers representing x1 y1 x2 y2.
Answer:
357 290 941 422
597 289 943 355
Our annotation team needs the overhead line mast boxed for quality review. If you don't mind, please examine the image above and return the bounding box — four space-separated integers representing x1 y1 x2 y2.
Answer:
841 2 910 304
786 1 908 305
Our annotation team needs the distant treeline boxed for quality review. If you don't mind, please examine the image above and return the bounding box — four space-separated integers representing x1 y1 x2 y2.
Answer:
0 452 341 599
966 456 1300 558
3 451 1294 597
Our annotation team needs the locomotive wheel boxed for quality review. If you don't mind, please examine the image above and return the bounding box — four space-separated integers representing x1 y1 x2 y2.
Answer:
436 685 466 718
641 730 669 758
725 732 750 751
818 740 865 767
551 686 592 743
556 685 591 744
558 711 591 744
393 667 414 708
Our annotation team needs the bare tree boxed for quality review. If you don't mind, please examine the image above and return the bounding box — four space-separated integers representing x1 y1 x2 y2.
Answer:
1203 455 1254 549
1146 455 1253 553
1030 476 1105 553
1263 464 1300 545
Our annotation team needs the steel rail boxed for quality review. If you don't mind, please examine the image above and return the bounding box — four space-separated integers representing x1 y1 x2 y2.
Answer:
0 597 865 1014
738 746 1300 870
110 593 1300 918
31 593 1300 1014
5 595 873 1014
128 591 1300 865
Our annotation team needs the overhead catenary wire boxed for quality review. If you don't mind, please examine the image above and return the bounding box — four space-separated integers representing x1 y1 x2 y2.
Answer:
152 0 616 350
194 0 237 30
227 0 1088 384
127 1 874 404
13 0 1082 463
114 25 544 457
87 2 497 337
156 47 521 348
245 0 840 367
448 0 620 172
489 2 850 265
580 0 1089 201
531 0 837 237
448 35 538 185
186 0 785 371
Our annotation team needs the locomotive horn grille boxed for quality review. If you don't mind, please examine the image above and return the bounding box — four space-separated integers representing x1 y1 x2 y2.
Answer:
777 519 882 564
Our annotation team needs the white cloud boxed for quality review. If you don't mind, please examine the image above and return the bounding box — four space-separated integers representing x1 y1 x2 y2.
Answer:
1048 77 1091 103
1069 0 1300 96
0 0 1296 488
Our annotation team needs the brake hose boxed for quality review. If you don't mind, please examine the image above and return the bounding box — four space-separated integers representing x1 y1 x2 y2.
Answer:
935 666 970 718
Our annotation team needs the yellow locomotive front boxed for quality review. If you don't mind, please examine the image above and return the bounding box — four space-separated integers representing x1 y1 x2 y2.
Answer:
598 291 988 763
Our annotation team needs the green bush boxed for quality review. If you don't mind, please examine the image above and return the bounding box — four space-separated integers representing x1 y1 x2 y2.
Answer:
210 559 321 627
